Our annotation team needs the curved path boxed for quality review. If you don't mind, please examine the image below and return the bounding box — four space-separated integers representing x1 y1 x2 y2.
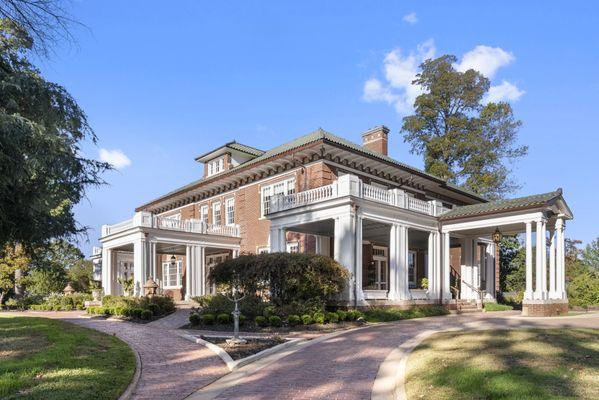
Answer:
10 310 227 400
204 311 599 400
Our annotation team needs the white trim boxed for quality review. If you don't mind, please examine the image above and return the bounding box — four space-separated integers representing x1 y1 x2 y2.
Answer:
441 211 544 233
225 197 235 226
212 201 221 226
162 260 183 288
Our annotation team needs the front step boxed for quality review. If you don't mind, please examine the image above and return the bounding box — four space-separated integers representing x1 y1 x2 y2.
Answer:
451 299 482 314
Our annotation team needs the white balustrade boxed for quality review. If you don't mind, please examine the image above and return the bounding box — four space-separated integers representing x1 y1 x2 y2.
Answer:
103 214 240 238
362 183 392 204
407 197 431 215
270 183 337 213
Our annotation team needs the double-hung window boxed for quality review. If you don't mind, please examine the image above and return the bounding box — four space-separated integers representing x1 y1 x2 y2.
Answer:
206 157 225 177
261 178 296 216
200 205 209 224
286 241 299 253
225 198 235 225
162 260 182 288
212 202 221 226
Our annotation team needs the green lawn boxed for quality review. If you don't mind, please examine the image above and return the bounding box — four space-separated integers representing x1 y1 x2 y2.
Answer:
0 315 136 400
406 329 599 399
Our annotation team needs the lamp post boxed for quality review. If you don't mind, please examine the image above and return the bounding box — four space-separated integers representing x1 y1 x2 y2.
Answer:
224 284 246 346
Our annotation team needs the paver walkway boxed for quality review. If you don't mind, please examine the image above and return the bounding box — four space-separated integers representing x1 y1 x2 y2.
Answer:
207 311 599 400
9 310 228 400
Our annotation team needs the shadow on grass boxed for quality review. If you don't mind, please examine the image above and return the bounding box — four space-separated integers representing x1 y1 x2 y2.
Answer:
408 329 599 399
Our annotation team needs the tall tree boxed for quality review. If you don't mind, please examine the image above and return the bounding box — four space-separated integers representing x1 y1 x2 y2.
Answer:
401 55 527 199
0 0 77 56
0 19 109 250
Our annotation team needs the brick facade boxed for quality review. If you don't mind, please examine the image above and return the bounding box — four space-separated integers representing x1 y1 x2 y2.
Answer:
522 300 569 317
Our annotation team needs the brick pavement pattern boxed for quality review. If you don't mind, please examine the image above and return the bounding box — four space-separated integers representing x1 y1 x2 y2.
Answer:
11 311 228 400
213 312 599 400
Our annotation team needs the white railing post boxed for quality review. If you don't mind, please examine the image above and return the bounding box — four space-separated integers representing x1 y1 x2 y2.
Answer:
337 174 361 197
428 200 443 216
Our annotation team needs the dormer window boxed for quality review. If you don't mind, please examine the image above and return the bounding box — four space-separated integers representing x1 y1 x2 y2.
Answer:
207 157 225 177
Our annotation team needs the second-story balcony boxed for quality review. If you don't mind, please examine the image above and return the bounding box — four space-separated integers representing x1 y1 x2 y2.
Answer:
101 211 241 238
267 174 451 217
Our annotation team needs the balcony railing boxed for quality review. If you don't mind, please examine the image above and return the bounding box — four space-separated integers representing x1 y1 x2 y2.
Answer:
102 213 240 238
268 174 451 217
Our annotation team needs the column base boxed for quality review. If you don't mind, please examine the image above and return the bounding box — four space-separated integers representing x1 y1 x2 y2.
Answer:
522 299 569 317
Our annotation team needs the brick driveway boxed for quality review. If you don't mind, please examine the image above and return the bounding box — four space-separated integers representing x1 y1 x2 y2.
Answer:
211 312 599 400
9 311 228 400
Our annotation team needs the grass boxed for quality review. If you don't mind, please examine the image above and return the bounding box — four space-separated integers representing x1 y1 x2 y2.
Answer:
0 315 136 400
406 329 599 400
484 302 514 312
363 305 448 323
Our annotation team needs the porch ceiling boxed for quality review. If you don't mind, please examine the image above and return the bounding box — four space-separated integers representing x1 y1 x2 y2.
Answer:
286 219 334 236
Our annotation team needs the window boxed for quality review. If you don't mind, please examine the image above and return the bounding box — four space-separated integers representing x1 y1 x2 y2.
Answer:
261 178 296 216
408 250 417 288
162 260 182 288
286 241 299 253
212 202 221 226
206 157 225 177
225 198 235 225
200 205 209 223
205 253 229 294
257 246 270 254
364 246 388 290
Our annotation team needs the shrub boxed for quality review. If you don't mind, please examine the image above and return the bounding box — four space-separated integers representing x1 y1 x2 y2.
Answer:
326 312 339 324
484 303 513 312
201 313 215 325
269 315 282 327
313 312 325 324
255 315 267 327
287 315 301 326
140 310 153 320
336 310 347 321
147 303 159 316
191 294 266 318
189 312 201 325
239 314 247 325
568 267 599 307
217 313 230 324
132 308 143 319
263 305 277 318
208 253 350 308
363 306 446 323
301 314 314 325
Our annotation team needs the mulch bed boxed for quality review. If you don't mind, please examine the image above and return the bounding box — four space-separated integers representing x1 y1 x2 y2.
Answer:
201 336 286 360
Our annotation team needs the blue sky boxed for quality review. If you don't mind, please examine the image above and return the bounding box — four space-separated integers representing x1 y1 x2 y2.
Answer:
37 1 599 254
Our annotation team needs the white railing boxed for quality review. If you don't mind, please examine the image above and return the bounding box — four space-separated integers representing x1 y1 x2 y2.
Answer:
266 174 450 217
103 214 240 238
407 197 431 215
362 183 392 204
271 183 337 213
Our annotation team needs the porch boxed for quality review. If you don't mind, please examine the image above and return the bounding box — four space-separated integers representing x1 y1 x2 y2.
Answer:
99 211 241 299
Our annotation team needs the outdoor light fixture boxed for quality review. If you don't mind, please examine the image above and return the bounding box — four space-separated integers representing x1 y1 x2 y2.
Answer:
492 227 503 244
170 255 176 267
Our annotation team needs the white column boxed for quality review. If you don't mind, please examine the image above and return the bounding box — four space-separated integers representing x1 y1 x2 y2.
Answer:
101 248 113 295
435 231 442 300
150 242 157 280
524 221 534 300
398 226 410 300
460 238 473 300
427 232 437 299
185 245 192 300
556 217 566 299
133 239 149 296
534 218 547 300
354 215 364 301
388 224 400 300
548 230 557 298
315 235 331 257
442 232 452 300
334 213 356 302
485 243 495 299
269 226 286 253
191 245 205 297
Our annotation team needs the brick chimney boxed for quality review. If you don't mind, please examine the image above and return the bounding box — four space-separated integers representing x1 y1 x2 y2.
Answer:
362 125 389 156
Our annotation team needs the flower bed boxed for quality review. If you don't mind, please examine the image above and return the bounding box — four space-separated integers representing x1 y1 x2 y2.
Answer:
201 336 286 360
86 295 175 322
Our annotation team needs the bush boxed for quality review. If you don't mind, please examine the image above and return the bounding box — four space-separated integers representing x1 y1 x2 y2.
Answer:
301 314 314 325
239 314 247 325
363 306 447 323
336 310 347 321
191 294 266 318
217 313 230 324
263 305 277 318
326 312 339 324
346 310 363 321
189 312 202 325
483 302 513 312
287 314 301 326
201 313 215 325
140 310 153 320
208 253 350 308
269 315 282 327
313 312 325 324
255 315 267 327
567 267 599 307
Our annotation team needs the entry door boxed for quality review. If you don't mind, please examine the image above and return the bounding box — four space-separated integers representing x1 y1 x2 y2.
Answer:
372 246 388 290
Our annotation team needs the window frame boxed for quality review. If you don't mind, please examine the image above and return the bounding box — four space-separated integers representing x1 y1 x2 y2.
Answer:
225 198 235 225
286 241 299 253
200 205 209 223
212 201 221 226
260 177 296 217
162 260 183 288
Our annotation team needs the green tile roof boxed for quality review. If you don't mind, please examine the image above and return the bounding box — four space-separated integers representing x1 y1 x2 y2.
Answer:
439 189 563 220
138 127 486 210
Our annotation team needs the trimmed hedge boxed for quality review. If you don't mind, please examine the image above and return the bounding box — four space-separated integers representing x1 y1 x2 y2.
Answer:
29 293 91 311
363 306 447 323
86 295 175 321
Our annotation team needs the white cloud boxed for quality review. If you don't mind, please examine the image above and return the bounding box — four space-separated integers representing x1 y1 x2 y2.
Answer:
455 45 514 78
402 12 418 25
362 39 436 114
485 80 525 103
363 41 524 114
99 148 131 169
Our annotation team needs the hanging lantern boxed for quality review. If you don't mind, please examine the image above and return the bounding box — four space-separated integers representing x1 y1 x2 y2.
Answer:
170 255 176 268
492 227 503 244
